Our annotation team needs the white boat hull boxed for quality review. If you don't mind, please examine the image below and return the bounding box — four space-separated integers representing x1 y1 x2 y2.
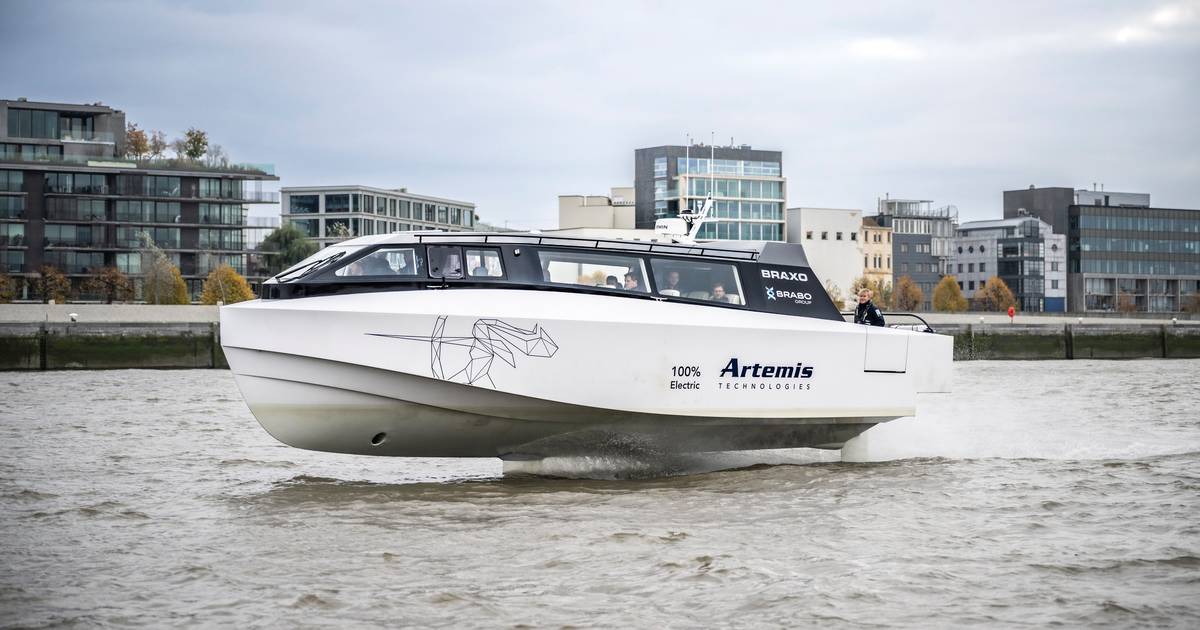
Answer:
221 289 952 458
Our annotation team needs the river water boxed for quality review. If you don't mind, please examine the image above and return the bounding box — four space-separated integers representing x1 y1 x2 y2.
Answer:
1 361 1198 628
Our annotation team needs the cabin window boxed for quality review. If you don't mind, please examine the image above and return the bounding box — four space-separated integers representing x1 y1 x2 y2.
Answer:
650 258 745 305
428 245 464 279
465 248 504 278
335 247 422 277
536 250 649 293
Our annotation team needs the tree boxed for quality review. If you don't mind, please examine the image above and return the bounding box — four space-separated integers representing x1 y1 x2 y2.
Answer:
259 223 319 276
824 280 845 311
0 272 14 303
82 267 133 304
1184 293 1200 314
204 144 229 168
851 276 892 309
933 275 968 312
200 265 255 305
170 137 188 160
182 127 208 161
973 276 1017 312
35 266 71 303
148 130 168 159
125 123 149 159
1116 289 1138 313
893 275 923 311
140 234 190 304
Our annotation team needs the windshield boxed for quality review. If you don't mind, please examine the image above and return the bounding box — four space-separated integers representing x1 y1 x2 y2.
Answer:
272 244 362 283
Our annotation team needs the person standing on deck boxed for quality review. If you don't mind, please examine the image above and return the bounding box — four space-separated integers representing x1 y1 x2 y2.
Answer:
854 288 886 327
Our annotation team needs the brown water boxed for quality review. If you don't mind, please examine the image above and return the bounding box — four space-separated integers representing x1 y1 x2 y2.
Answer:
1 361 1198 628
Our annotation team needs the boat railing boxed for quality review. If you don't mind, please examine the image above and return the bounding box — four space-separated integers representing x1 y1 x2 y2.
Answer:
411 232 760 261
841 311 936 333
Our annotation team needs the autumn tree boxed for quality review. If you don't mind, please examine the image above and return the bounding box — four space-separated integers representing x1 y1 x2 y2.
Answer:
1183 293 1200 314
824 279 848 311
170 137 188 160
200 264 255 305
1116 289 1138 313
140 234 190 304
932 275 968 312
82 267 133 304
182 127 209 160
893 275 924 311
260 223 319 275
0 272 15 303
125 123 149 159
148 130 168 159
973 276 1017 312
35 266 71 303
851 276 892 309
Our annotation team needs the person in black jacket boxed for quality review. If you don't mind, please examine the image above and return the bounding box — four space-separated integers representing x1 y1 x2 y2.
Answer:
854 288 886 326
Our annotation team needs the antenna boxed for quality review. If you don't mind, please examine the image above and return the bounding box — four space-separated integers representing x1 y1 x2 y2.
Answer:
709 131 715 209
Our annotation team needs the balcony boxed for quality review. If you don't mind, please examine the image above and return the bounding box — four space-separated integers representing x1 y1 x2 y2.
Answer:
188 185 279 203
46 183 110 195
59 129 117 144
44 236 106 248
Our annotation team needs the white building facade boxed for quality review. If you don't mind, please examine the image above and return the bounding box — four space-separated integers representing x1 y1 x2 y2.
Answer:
787 207 864 306
281 185 477 249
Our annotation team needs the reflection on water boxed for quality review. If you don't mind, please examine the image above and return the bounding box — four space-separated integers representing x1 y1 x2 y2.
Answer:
1 361 1199 628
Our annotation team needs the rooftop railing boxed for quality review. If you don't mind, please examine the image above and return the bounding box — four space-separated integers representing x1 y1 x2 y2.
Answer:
0 151 276 177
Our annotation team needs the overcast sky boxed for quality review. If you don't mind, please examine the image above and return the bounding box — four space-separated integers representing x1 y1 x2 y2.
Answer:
3 0 1198 226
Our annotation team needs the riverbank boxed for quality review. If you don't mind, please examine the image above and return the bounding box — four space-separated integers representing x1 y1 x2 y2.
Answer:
3 307 1200 369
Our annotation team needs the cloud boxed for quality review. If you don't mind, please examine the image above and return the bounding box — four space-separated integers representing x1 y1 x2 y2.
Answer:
846 37 926 61
1 0 1197 226
1114 1 1200 43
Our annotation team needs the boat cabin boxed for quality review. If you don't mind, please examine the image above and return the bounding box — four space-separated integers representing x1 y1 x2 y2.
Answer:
262 232 842 321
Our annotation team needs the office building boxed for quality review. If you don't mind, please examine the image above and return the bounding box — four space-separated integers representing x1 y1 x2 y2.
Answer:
787 207 863 302
861 216 893 290
559 186 635 230
952 216 1067 312
0 98 278 301
870 198 958 310
1004 186 1200 312
633 143 786 241
280 185 476 249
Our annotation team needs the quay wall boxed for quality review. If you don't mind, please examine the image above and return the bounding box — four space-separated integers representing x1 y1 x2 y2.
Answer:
1 319 1199 370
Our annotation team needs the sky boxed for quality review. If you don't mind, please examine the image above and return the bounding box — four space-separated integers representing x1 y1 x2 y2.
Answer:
3 0 1198 227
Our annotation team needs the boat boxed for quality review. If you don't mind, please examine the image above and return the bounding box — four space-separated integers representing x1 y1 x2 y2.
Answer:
221 211 953 460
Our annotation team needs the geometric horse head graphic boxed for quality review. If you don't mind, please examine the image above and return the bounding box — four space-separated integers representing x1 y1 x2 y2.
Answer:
369 316 558 388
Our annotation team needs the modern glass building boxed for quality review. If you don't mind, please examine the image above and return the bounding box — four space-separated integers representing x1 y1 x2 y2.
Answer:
1005 186 1200 312
869 198 958 310
0 98 278 301
633 144 786 241
280 185 477 249
952 216 1067 312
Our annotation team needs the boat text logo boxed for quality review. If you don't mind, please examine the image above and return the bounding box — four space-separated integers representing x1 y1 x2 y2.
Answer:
719 358 814 379
765 287 813 304
715 357 814 391
760 269 808 282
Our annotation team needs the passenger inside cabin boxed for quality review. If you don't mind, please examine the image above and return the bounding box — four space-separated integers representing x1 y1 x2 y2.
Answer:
605 275 620 289
660 271 681 295
711 283 728 302
623 272 641 291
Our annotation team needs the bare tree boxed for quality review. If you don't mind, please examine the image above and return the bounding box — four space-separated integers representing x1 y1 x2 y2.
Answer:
148 130 168 159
